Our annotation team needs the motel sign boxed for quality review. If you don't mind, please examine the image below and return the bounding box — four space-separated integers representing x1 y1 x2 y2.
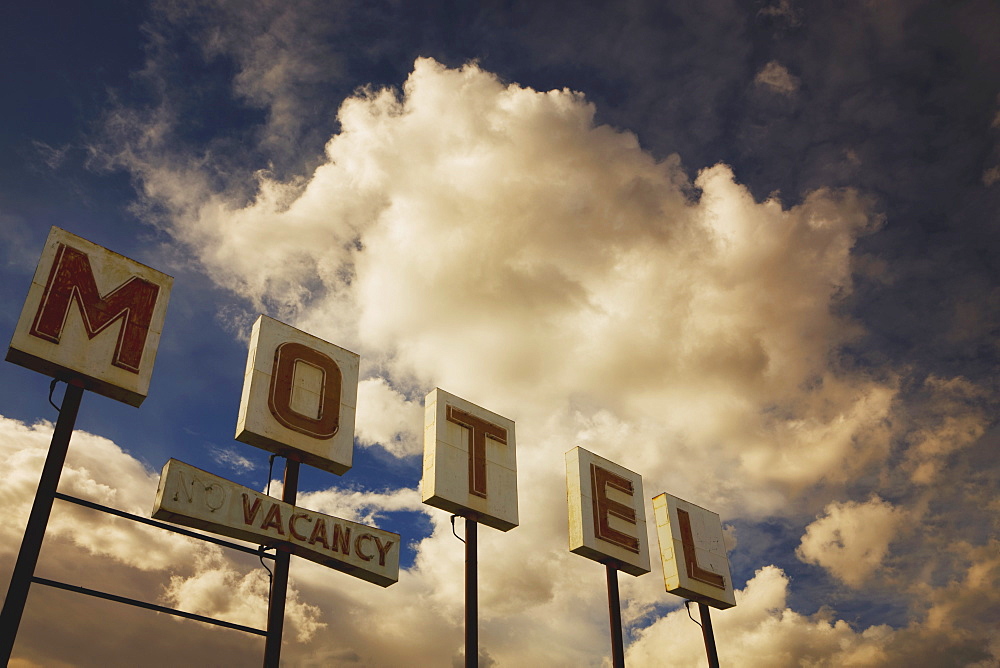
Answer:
153 459 399 586
3 227 737 666
566 447 650 576
6 227 173 405
421 388 518 531
236 315 360 476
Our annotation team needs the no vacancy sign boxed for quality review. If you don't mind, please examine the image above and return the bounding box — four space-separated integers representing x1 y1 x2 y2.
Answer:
153 459 399 586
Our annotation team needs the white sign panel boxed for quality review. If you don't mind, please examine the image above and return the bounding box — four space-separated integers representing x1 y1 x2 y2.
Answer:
421 388 517 531
566 447 650 577
153 459 399 587
653 493 736 609
236 315 359 475
6 227 173 406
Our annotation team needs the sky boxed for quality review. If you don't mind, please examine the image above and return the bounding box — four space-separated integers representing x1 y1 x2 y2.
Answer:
0 0 998 666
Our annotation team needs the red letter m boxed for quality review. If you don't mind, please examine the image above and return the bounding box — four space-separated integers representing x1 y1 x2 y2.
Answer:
30 243 160 374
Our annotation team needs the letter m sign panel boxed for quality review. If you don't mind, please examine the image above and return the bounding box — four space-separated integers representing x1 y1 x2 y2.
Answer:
6 227 173 406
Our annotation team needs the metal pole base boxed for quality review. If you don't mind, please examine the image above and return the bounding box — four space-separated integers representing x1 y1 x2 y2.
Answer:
606 563 625 668
0 382 84 664
263 457 300 668
465 516 478 668
698 602 720 668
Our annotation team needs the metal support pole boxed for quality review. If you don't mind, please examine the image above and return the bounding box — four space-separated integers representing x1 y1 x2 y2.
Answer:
32 576 266 636
263 457 300 668
606 563 625 668
697 602 720 668
465 516 478 668
0 381 84 664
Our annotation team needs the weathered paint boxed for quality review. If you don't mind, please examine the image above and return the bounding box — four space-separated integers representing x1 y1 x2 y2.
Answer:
421 388 518 532
652 493 736 609
6 227 173 406
152 459 399 587
566 447 650 576
235 315 359 475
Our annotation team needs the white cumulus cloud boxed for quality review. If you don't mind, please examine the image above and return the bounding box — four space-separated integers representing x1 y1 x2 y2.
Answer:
627 566 896 667
354 378 424 457
796 496 907 587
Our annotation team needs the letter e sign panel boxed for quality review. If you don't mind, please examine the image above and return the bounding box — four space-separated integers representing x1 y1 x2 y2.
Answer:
6 227 173 406
566 447 650 577
236 315 359 475
653 493 736 609
421 388 517 531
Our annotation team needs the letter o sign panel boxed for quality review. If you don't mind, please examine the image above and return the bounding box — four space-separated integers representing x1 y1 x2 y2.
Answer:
236 315 359 475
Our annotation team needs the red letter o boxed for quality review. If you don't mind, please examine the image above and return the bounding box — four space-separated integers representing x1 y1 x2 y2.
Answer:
267 342 342 439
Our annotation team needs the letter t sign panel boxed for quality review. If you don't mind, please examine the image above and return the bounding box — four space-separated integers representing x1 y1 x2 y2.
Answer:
421 388 517 531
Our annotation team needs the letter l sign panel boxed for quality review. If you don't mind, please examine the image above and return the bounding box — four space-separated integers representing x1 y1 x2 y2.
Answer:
6 227 173 406
652 492 736 610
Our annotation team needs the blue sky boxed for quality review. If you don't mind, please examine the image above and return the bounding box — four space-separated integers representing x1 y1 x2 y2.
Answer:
1 1 998 666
